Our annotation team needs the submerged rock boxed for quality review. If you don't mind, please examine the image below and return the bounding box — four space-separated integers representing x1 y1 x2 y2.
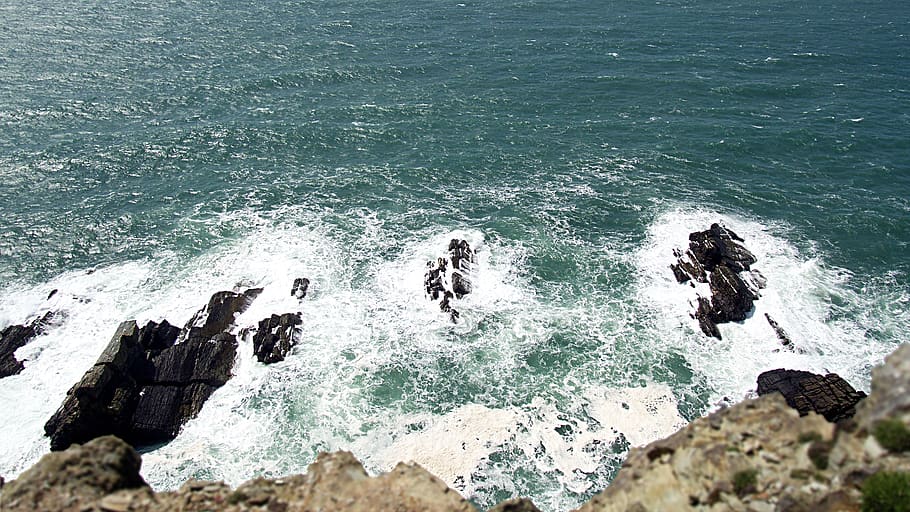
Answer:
252 312 302 364
44 289 259 451
0 310 59 378
757 369 867 423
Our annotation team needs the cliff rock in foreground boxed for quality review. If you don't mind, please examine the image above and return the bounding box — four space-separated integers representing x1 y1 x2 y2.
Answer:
3 345 909 512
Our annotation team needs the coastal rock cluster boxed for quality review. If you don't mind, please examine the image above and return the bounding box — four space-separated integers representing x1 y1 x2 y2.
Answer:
43 289 262 450
671 224 787 342
424 239 476 322
5 344 907 512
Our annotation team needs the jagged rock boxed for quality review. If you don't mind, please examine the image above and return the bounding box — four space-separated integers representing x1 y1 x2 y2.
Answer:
0 310 58 378
44 321 147 450
687 223 756 274
425 239 476 322
765 313 793 347
252 313 302 364
44 290 259 451
707 265 756 323
0 436 147 512
292 277 310 299
856 343 910 430
183 288 262 343
489 497 543 512
673 224 762 339
757 369 867 423
136 319 180 354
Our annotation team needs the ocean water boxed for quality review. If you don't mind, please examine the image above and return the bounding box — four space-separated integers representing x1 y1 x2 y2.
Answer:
0 0 908 509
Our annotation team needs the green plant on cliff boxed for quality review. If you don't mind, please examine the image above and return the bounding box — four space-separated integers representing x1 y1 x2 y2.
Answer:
862 471 910 512
873 418 910 453
732 469 758 497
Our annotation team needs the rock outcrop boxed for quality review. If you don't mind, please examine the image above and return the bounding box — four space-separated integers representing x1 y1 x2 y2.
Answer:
0 440 481 512
291 277 310 299
671 224 766 340
576 343 910 512
43 289 261 451
0 310 58 378
425 239 476 322
251 312 302 364
757 368 867 423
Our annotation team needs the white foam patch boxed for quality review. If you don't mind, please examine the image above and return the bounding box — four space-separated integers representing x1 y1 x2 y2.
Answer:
584 385 688 448
371 404 521 485
634 206 904 401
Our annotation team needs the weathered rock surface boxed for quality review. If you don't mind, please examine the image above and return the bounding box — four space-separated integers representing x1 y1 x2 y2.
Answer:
251 312 302 364
44 289 260 450
672 224 766 340
0 310 58 378
425 239 476 322
757 368 867 423
576 343 910 512
0 440 479 512
0 436 146 512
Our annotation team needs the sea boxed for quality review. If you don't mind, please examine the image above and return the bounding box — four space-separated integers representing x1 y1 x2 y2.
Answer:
0 0 908 510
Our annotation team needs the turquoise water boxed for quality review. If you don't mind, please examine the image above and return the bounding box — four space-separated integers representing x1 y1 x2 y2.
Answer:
1 0 908 509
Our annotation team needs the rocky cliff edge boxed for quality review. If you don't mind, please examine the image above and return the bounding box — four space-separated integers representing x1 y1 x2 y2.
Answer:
2 344 908 512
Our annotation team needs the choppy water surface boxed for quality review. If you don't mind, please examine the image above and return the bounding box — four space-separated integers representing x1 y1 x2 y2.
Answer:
1 0 908 509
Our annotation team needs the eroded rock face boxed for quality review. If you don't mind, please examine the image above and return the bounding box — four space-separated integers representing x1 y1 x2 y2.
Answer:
0 310 58 378
251 312 302 364
0 436 146 512
671 224 765 340
425 239 476 322
757 369 867 423
576 344 910 512
44 289 260 450
0 439 478 512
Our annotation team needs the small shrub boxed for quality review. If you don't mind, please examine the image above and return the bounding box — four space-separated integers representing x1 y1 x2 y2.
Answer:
808 441 832 470
798 431 823 444
733 469 758 497
874 419 910 453
862 471 910 512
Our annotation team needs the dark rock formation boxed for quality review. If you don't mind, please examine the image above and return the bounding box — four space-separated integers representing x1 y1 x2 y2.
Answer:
44 289 260 451
757 369 867 423
765 314 793 347
424 239 476 322
489 498 543 512
671 224 765 339
292 277 310 299
252 312 302 364
0 311 57 378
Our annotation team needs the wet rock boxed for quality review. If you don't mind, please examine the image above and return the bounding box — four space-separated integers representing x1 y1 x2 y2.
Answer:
291 277 310 299
425 239 476 322
0 310 58 378
757 369 866 423
45 290 259 450
672 224 762 339
252 312 302 364
183 288 262 343
765 314 793 347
